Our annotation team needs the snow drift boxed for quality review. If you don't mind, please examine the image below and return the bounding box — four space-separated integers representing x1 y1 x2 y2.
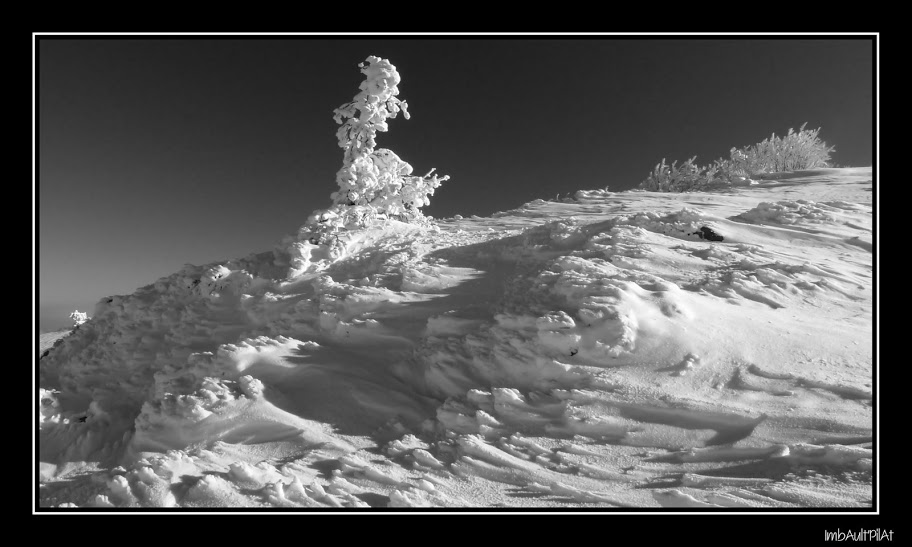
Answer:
38 167 873 509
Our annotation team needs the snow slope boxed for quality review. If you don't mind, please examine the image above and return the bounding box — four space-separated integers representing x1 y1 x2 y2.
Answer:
37 167 874 510
39 331 70 357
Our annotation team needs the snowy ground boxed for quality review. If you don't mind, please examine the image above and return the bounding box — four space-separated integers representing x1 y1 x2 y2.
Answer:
36 167 874 511
39 331 70 356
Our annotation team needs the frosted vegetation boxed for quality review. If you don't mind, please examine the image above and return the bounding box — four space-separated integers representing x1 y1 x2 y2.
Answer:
296 57 448 253
641 123 837 192
69 310 88 326
279 57 449 275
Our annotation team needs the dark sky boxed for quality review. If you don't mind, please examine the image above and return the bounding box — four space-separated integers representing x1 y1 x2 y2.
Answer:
36 36 874 330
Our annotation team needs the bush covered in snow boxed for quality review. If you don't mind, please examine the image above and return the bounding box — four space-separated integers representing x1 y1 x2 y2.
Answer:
310 56 449 234
642 156 710 193
734 123 835 174
640 123 836 192
69 310 88 326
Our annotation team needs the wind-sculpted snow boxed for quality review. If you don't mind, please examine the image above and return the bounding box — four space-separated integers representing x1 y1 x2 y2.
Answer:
38 169 873 509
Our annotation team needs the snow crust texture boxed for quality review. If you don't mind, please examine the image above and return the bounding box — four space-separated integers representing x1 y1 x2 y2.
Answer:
38 168 873 509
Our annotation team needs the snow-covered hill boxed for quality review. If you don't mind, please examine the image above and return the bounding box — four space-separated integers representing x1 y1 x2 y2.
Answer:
39 331 70 357
37 167 874 510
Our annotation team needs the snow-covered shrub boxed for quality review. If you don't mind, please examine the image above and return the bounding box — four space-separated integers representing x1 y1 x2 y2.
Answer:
704 149 753 185
69 310 88 326
308 56 449 238
640 123 835 192
735 123 835 175
641 156 714 192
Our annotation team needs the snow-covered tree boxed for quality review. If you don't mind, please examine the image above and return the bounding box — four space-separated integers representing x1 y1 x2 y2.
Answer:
279 56 450 273
309 56 449 236
69 310 88 326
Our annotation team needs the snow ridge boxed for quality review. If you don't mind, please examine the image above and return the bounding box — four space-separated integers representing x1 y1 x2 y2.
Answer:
39 166 873 509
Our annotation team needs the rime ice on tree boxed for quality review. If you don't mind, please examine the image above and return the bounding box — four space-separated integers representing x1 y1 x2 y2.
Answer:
281 56 450 275
69 310 88 326
309 56 449 235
